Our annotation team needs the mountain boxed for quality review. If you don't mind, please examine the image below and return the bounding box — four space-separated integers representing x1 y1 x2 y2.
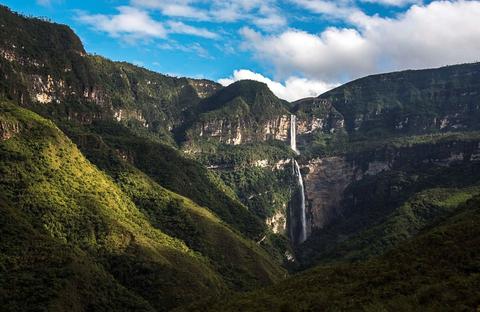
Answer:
0 6 286 311
178 79 291 149
195 193 480 311
0 101 226 311
0 5 220 146
1 3 480 311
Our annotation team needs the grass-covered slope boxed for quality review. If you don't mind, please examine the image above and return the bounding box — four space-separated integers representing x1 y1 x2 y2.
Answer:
0 196 155 312
71 120 266 240
0 101 227 311
64 127 285 290
197 194 480 311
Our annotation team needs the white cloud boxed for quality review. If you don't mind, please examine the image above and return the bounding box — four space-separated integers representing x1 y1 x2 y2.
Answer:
242 1 480 83
219 69 336 101
76 6 219 42
241 26 375 82
290 0 362 20
131 0 287 30
131 0 210 20
361 0 421 6
167 21 218 39
76 6 167 41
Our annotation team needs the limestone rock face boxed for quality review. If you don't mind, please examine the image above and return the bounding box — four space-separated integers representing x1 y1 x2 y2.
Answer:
303 140 480 231
195 115 291 145
266 209 287 234
304 157 360 232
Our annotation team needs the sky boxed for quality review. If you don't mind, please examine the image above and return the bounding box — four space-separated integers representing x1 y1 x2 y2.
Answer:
3 0 480 101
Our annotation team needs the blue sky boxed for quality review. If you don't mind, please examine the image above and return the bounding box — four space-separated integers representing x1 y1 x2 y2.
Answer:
3 0 480 101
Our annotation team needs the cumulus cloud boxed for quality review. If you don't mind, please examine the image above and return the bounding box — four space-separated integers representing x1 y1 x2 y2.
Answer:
76 6 167 41
131 0 287 30
76 6 218 42
242 1 480 83
219 69 337 101
241 26 375 82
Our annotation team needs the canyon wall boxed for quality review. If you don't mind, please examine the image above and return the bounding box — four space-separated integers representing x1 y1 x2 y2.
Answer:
303 139 480 232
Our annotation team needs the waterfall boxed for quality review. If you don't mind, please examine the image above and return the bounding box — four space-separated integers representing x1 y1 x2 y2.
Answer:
290 115 298 154
289 114 307 244
293 159 307 243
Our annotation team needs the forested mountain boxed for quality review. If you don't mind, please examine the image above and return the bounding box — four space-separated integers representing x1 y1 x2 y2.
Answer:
0 5 479 311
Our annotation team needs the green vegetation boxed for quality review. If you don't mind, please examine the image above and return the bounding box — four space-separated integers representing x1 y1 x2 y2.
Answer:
193 194 480 311
297 161 480 269
2 5 480 311
0 196 156 312
320 63 480 136
180 80 291 145
61 124 285 290
0 5 221 146
0 101 228 311
70 120 266 240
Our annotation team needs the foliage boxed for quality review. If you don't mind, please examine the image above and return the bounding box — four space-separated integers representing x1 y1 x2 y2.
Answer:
61 125 285 290
297 161 480 268
0 101 228 311
192 195 480 311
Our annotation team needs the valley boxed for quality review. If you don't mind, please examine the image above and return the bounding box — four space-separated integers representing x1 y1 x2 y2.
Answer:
0 4 479 311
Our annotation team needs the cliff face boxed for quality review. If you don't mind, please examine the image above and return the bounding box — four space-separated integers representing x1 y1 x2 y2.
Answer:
182 80 291 149
293 98 345 135
0 6 221 143
313 63 480 136
303 138 480 231
192 114 291 146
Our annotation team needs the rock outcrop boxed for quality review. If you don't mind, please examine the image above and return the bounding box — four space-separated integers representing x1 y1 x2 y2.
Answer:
0 119 19 140
303 139 480 231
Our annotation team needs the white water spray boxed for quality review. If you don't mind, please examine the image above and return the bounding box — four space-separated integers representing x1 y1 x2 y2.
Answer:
290 114 307 243
293 159 307 243
290 115 298 154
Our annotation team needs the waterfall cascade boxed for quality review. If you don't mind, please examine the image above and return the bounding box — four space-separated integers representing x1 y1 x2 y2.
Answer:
290 115 298 154
289 114 307 244
293 159 307 243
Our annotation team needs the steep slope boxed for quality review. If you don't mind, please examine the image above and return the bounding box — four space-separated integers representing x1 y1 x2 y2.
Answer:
66 128 285 290
325 63 480 136
0 5 267 241
293 62 480 154
196 194 480 311
67 120 266 240
0 5 221 146
0 196 155 312
0 101 227 311
180 80 291 149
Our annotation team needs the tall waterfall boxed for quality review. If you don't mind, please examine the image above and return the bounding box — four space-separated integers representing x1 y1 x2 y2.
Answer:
293 159 307 243
290 115 298 154
289 114 307 244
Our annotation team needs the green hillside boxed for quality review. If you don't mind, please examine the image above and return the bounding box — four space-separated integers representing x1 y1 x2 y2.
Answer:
0 101 248 310
197 193 480 311
63 126 284 289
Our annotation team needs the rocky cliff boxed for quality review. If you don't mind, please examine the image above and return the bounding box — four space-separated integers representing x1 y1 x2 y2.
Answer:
181 80 291 150
0 6 221 144
302 136 480 232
